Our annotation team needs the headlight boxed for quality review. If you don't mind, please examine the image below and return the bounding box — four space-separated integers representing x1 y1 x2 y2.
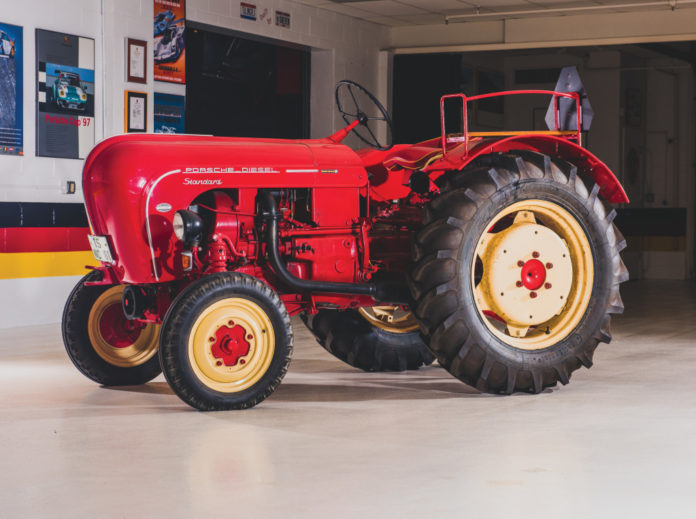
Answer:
59 89 66 98
80 93 87 100
173 209 204 247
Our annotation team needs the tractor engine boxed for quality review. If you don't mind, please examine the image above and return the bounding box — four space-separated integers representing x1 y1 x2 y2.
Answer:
180 187 417 299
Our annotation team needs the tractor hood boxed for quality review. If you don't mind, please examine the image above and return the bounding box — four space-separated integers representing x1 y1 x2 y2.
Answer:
82 133 366 284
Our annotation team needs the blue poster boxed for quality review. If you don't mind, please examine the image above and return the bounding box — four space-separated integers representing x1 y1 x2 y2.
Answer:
0 23 23 155
154 92 185 133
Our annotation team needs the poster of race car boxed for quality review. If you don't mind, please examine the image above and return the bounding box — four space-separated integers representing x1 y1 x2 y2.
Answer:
0 22 23 155
154 0 186 83
36 29 95 159
154 92 185 133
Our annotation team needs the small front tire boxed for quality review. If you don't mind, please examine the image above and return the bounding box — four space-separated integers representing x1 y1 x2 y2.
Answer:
62 271 161 386
159 273 293 411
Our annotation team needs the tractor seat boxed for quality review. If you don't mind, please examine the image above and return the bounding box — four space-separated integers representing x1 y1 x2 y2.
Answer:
383 144 443 171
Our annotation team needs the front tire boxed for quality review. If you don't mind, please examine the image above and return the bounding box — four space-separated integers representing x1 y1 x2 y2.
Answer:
301 306 434 372
409 152 627 394
62 271 161 386
159 273 293 411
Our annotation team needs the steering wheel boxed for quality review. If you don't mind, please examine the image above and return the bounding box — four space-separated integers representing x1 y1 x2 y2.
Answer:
335 80 393 151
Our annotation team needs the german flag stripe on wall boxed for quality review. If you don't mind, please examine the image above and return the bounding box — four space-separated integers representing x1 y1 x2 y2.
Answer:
0 202 93 279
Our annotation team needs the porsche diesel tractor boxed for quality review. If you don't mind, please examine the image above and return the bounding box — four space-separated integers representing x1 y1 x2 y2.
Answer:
63 79 628 410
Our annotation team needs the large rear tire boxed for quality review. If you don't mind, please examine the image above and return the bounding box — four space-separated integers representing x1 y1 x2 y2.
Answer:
62 271 161 386
301 307 434 372
159 273 293 411
408 152 627 394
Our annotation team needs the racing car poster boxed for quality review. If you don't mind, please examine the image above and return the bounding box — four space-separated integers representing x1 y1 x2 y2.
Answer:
36 29 95 159
154 92 185 133
0 22 23 155
154 0 186 84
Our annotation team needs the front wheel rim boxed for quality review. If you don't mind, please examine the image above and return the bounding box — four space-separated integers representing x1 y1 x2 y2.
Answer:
87 286 160 367
188 298 275 393
472 199 594 351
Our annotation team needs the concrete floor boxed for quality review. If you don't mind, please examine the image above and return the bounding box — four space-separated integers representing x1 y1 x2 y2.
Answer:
1 280 695 518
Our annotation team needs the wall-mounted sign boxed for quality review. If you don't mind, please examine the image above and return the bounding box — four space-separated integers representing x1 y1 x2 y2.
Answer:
276 11 290 29
154 0 186 84
0 22 23 156
241 3 257 21
154 92 185 134
36 29 95 159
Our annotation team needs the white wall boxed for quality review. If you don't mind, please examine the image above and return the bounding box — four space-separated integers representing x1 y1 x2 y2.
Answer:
0 0 388 328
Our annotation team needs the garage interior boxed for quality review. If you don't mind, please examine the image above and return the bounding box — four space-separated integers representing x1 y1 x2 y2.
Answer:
1 0 695 517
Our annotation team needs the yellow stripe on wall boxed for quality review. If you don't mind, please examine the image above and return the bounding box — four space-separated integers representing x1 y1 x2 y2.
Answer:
0 251 96 279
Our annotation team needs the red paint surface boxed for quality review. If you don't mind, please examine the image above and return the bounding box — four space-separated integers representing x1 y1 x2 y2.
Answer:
98 302 143 348
521 259 546 290
81 87 628 322
211 323 251 366
0 227 90 253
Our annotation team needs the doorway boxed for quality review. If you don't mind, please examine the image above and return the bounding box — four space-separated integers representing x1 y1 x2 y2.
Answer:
185 24 310 139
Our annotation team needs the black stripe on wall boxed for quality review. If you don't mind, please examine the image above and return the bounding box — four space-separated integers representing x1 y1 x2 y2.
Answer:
0 202 88 228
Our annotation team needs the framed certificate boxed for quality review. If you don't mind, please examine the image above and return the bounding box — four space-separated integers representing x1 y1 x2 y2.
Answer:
126 38 147 83
125 91 147 132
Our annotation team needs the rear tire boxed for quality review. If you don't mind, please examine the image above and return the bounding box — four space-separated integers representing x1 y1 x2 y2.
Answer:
301 308 434 372
61 271 161 386
408 152 627 394
159 273 292 411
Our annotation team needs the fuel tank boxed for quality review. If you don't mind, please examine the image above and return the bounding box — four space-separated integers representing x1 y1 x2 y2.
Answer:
82 133 368 284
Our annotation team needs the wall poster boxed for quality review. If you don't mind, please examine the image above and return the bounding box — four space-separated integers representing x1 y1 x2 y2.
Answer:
154 92 185 134
154 0 186 83
0 23 23 155
36 29 95 159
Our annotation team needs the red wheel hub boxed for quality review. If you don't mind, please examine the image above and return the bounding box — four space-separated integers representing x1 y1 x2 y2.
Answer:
98 303 145 348
211 324 251 367
520 259 546 290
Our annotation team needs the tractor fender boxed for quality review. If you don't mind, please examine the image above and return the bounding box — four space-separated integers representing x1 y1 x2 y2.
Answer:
425 135 628 204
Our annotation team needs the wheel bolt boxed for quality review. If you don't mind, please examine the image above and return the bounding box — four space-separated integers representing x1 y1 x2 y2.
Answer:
216 361 222 366
546 262 553 269
240 359 246 365
544 283 552 289
532 251 540 258
530 291 538 298
516 281 523 287
517 261 525 267
209 337 215 342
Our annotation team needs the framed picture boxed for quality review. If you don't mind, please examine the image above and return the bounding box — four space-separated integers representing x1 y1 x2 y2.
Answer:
36 29 95 159
126 38 147 83
154 92 185 133
154 0 186 84
0 22 23 155
125 91 147 132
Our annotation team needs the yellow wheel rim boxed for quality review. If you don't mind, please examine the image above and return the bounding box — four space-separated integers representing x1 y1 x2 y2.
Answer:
358 306 419 333
472 199 594 351
188 298 275 393
87 286 160 368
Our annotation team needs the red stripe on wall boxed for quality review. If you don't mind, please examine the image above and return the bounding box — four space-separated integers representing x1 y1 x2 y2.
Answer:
0 227 91 253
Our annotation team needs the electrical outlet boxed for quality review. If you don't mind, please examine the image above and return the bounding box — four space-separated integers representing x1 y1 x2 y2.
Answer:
64 181 76 194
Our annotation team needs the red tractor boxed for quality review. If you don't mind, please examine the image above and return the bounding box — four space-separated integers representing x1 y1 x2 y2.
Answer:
63 80 628 411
